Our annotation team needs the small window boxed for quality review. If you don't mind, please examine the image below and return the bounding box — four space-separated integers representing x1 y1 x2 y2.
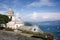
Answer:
16 25 18 27
34 28 36 31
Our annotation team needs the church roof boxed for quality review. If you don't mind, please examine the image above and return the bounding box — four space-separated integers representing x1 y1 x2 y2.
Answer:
11 15 24 24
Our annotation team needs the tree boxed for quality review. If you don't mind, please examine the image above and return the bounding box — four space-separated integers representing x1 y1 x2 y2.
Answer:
0 14 10 28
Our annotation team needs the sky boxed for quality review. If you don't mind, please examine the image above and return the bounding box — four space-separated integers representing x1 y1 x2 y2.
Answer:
0 0 60 22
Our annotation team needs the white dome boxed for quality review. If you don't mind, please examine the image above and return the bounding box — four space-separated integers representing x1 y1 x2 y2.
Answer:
8 8 14 16
8 12 24 24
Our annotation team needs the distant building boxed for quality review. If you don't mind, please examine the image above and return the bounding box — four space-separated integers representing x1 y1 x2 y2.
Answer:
6 9 43 33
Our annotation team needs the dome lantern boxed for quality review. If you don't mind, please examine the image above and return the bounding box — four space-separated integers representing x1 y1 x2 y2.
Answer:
8 8 14 16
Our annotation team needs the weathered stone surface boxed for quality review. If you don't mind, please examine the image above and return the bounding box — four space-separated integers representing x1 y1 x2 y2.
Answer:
0 30 43 40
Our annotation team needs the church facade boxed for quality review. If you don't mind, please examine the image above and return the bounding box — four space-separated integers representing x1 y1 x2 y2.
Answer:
7 9 24 29
6 9 43 33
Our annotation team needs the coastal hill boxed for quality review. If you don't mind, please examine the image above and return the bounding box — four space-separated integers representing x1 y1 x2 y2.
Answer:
0 30 43 40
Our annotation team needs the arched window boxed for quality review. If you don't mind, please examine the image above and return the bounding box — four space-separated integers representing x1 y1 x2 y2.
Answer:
34 28 36 31
16 25 18 27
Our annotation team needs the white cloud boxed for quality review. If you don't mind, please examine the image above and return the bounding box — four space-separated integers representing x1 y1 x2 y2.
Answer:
27 0 55 7
42 15 50 19
0 10 7 14
24 12 60 21
29 12 38 20
0 11 3 14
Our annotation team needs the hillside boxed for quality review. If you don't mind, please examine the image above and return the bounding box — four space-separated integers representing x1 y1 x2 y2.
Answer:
0 30 43 40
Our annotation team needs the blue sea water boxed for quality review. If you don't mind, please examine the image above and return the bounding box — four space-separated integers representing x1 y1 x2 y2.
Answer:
38 21 60 40
26 21 60 40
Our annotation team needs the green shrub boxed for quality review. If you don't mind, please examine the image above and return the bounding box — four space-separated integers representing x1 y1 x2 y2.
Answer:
0 27 5 30
22 30 43 35
22 30 34 34
31 32 54 40
46 33 54 40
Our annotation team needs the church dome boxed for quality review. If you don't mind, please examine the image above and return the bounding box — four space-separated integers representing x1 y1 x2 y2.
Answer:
15 16 24 24
8 8 14 16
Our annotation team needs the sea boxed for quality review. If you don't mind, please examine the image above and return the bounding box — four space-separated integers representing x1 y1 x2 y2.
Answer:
27 20 60 40
38 21 60 40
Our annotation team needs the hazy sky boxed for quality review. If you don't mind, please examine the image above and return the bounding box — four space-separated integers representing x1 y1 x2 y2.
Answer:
0 0 60 21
